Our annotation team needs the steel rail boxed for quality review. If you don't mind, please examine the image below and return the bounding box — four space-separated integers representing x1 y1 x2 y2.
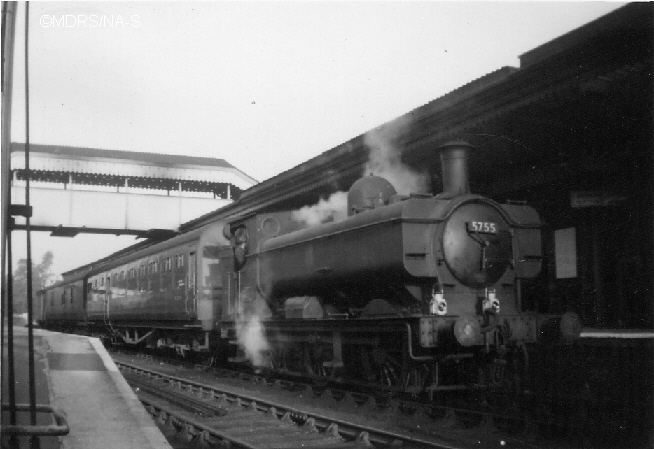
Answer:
136 392 268 449
123 373 227 417
111 348 526 428
116 360 467 449
128 373 367 449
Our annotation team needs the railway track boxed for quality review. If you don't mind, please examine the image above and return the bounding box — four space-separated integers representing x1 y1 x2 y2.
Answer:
117 360 485 449
111 349 535 436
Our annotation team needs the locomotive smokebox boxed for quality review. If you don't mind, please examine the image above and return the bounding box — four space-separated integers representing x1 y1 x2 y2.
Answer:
438 141 475 195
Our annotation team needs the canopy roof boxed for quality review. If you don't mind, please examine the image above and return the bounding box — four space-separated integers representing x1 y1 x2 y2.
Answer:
11 143 258 189
183 3 652 231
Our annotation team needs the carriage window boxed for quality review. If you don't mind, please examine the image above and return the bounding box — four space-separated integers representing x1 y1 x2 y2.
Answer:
101 278 104 286
164 257 172 271
176 254 184 268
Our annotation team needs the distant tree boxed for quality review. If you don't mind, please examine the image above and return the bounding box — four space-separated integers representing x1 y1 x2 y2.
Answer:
12 251 55 314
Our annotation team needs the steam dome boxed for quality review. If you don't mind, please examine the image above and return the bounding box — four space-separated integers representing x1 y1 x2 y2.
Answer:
347 175 397 215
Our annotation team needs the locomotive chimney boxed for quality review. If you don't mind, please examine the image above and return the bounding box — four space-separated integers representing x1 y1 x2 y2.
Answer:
437 141 474 195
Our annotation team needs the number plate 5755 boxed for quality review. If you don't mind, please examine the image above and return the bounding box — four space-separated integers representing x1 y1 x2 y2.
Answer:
466 221 498 234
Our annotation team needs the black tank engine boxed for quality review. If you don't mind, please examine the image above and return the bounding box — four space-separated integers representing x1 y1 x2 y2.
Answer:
222 141 580 390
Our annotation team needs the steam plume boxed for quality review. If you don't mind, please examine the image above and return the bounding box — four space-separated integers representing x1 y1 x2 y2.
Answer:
235 314 268 366
235 291 271 367
363 116 430 195
292 191 348 227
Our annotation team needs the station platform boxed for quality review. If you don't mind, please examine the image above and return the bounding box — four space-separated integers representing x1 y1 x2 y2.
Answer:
2 325 172 449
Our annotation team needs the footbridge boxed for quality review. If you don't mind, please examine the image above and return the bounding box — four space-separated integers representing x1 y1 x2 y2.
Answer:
10 144 257 238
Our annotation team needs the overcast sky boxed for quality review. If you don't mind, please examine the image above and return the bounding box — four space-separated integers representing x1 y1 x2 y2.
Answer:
8 1 625 279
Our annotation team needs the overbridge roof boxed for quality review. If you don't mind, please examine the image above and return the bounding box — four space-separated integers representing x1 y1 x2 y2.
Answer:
11 143 258 189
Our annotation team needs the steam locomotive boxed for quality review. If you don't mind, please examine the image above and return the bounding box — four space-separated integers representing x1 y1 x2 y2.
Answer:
38 141 581 395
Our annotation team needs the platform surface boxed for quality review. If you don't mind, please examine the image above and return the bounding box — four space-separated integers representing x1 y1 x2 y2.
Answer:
2 325 171 449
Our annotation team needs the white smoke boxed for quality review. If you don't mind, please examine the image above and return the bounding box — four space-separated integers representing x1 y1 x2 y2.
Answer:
235 289 271 367
363 117 430 195
291 191 348 227
235 314 269 367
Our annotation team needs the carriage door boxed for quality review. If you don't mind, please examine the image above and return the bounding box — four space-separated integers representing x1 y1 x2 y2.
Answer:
219 247 238 320
187 248 196 315
84 281 90 322
104 275 111 323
